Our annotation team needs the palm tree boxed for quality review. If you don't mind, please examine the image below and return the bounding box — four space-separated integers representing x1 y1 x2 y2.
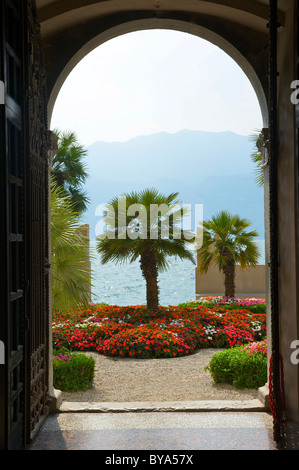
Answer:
51 129 90 213
96 188 195 311
197 211 260 298
249 129 264 188
51 180 93 311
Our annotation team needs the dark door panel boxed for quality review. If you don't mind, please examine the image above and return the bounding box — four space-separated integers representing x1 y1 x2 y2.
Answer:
0 0 49 450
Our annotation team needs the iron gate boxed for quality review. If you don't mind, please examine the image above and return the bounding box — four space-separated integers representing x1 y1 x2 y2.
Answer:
25 0 50 444
0 0 50 450
0 0 291 450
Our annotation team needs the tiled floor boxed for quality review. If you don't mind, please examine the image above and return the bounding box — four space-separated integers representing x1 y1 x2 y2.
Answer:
27 411 299 451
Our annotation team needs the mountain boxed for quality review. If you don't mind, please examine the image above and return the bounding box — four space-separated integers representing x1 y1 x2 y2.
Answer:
79 129 265 241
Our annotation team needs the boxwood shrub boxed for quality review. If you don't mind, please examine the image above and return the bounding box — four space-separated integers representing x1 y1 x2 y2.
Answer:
205 346 267 389
178 301 266 314
53 349 95 392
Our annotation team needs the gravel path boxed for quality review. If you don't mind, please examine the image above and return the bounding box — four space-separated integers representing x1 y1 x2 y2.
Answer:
61 349 259 403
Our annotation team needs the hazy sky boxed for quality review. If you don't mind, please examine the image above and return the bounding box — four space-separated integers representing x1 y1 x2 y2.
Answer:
50 29 263 147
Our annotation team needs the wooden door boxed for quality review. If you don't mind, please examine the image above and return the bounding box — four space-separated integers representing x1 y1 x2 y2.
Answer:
0 0 28 450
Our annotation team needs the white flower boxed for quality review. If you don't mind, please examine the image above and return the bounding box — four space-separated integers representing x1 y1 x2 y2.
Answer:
204 326 217 336
251 321 261 331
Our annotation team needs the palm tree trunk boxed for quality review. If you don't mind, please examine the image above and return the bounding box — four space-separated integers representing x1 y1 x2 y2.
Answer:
140 242 159 311
222 258 236 298
146 274 159 311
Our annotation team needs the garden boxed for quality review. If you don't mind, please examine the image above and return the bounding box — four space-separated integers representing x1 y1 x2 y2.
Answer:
52 296 268 392
51 132 268 394
51 135 267 391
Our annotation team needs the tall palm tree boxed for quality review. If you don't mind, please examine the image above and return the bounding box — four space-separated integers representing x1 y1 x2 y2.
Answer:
197 211 260 298
51 129 90 213
96 188 195 311
51 180 93 311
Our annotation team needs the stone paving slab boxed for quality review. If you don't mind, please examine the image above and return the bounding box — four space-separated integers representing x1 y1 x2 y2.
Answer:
28 411 299 450
28 411 279 450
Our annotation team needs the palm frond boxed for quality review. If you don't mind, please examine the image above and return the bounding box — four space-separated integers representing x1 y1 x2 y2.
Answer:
51 180 94 311
249 129 264 188
197 210 260 274
96 188 196 308
51 129 90 213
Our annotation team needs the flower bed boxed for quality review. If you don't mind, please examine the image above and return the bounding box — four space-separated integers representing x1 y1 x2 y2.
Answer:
52 301 266 359
242 338 267 356
195 296 266 305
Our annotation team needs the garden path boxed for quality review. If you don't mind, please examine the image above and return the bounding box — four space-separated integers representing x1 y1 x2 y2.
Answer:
61 348 259 403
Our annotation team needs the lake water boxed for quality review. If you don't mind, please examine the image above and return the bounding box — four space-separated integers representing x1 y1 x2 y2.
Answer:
90 240 265 306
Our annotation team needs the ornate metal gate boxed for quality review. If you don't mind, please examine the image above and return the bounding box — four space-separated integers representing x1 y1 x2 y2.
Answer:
25 0 50 444
0 0 50 450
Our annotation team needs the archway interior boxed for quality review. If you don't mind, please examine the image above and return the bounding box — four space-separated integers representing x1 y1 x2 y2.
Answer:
50 28 265 306
51 29 264 145
49 27 267 404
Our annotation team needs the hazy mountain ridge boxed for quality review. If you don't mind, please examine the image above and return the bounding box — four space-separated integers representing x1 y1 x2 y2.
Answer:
80 130 265 240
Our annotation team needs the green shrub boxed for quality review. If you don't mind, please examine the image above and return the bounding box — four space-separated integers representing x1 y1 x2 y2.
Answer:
53 351 95 392
53 346 72 356
213 303 266 314
205 346 267 389
178 300 266 314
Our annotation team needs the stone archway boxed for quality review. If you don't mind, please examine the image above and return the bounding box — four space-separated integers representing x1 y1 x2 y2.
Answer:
4 0 299 451
46 21 270 408
46 19 269 128
37 0 299 433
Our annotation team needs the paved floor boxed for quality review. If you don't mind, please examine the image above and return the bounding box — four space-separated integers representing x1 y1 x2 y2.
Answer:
28 410 299 451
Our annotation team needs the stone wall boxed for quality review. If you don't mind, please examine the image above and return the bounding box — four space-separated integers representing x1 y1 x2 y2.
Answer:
195 264 266 299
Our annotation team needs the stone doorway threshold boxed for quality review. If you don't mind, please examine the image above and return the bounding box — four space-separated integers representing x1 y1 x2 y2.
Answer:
55 385 269 414
58 399 267 414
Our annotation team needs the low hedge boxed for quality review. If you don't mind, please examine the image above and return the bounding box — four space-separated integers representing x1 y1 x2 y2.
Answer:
53 349 95 392
178 301 266 314
205 345 267 389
